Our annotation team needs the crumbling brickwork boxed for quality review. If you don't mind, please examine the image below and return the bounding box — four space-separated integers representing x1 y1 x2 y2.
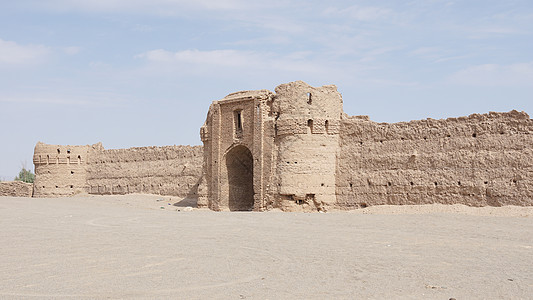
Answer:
33 142 91 197
270 82 342 211
86 144 203 199
33 142 204 201
0 181 33 197
32 81 533 211
202 81 533 211
336 111 533 208
201 90 274 211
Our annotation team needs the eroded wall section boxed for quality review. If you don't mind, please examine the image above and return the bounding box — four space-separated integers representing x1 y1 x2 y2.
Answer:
0 181 33 197
86 145 204 200
33 142 204 201
271 81 343 211
336 111 533 208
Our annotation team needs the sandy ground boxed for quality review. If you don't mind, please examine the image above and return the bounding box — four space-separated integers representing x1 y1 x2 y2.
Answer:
1 195 532 299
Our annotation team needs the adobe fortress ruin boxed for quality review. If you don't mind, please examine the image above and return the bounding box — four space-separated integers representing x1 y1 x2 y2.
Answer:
31 81 533 211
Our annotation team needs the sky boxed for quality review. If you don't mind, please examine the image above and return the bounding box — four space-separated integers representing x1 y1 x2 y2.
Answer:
0 0 532 180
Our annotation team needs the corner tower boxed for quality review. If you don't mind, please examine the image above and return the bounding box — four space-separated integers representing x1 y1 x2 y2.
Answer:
33 142 91 197
272 81 343 211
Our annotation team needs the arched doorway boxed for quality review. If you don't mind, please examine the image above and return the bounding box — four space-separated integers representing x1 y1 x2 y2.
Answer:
224 145 254 211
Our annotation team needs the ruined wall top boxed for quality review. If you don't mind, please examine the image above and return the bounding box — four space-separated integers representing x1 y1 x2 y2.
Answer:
221 89 273 102
33 141 96 165
345 110 530 125
272 81 343 120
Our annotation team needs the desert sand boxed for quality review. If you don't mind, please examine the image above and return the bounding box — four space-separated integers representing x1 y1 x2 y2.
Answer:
1 195 532 299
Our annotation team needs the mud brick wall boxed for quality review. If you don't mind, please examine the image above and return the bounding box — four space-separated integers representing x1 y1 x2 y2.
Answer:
336 110 533 208
86 145 204 199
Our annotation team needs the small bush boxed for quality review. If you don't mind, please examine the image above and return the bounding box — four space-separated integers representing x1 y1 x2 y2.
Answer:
15 168 35 183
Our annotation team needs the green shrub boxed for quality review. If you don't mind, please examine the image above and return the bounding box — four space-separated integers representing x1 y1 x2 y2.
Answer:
15 168 35 183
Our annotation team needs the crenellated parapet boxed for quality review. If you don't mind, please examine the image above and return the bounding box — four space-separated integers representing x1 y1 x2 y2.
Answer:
33 142 92 197
33 143 88 165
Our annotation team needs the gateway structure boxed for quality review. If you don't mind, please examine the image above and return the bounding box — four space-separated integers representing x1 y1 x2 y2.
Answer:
201 81 342 211
33 81 533 211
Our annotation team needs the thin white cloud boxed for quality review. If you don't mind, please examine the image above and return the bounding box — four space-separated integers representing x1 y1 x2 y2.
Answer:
410 47 470 64
410 47 446 61
247 16 308 34
0 38 50 65
463 26 525 39
136 49 324 74
31 0 281 14
0 88 130 107
433 55 469 64
448 63 533 87
137 49 263 68
132 24 154 33
228 35 292 47
0 96 92 105
63 46 81 55
0 95 128 107
362 78 419 87
359 46 404 62
324 5 396 22
133 48 405 89
411 47 442 56
89 61 112 69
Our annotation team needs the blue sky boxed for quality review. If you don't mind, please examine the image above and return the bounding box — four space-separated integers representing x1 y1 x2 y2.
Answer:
1 0 532 180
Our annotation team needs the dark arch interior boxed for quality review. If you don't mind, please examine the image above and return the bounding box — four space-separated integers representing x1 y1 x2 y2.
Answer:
225 145 254 211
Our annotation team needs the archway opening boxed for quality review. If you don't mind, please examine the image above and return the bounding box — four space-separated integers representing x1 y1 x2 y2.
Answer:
225 145 254 211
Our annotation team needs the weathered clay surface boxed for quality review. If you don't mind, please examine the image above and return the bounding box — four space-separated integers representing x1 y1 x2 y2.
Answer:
201 89 274 211
201 81 344 211
33 142 91 197
33 142 204 202
0 181 33 197
32 81 533 210
336 110 533 208
202 81 533 211
270 81 342 212
87 144 203 199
